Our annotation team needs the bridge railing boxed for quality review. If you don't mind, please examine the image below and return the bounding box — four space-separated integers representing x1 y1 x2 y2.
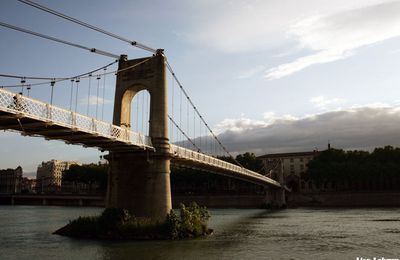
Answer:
170 144 281 186
0 88 152 148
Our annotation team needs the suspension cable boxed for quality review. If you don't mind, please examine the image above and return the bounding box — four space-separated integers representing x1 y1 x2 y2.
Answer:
86 74 92 115
168 115 201 152
95 75 100 119
0 21 119 59
171 73 175 142
75 78 80 112
69 79 74 111
165 58 244 167
50 79 55 105
20 77 25 95
17 0 157 53
0 57 149 89
0 60 118 83
101 68 106 120
136 91 139 132
141 91 144 134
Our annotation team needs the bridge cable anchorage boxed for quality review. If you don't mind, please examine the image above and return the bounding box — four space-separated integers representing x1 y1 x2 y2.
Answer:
168 115 201 152
17 0 157 54
0 21 119 59
164 58 245 168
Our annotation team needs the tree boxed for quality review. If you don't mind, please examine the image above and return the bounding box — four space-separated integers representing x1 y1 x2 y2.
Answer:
62 164 108 193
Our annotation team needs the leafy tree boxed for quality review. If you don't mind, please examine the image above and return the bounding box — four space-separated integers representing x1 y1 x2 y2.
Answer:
63 164 108 191
305 146 400 190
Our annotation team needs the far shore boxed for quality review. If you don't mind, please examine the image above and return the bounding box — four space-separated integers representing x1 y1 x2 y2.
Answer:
1 191 400 208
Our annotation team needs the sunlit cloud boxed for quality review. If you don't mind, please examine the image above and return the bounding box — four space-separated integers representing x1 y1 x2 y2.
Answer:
266 1 400 79
212 104 400 155
310 96 346 110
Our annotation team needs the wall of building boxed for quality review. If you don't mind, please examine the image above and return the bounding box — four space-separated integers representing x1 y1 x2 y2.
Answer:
0 166 22 194
36 160 80 193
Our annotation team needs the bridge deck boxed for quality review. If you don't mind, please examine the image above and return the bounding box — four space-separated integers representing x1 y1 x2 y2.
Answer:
0 88 153 151
0 88 282 188
170 145 281 187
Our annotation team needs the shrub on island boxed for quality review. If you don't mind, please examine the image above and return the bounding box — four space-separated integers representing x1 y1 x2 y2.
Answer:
54 202 212 240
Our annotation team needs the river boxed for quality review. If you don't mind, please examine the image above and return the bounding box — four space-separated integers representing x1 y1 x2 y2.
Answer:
0 206 399 259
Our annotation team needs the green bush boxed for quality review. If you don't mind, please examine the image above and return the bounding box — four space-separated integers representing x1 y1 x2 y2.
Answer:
165 202 211 239
54 203 211 240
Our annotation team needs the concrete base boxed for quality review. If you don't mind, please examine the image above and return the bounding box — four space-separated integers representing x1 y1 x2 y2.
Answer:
106 152 172 221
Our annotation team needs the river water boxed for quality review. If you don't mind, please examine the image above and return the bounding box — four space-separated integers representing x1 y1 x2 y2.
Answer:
0 206 400 260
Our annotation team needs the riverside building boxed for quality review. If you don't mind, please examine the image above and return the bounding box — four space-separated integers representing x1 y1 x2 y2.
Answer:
258 151 318 192
36 160 80 193
0 166 23 194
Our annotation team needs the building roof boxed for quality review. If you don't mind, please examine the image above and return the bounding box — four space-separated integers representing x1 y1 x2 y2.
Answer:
258 151 319 159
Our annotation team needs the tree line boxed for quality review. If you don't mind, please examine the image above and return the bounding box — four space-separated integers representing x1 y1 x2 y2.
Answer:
304 146 400 191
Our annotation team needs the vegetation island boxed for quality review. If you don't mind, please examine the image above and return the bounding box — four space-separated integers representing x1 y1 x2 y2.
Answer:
54 202 212 240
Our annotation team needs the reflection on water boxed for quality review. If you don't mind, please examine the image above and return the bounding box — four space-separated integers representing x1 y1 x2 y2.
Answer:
1 206 400 259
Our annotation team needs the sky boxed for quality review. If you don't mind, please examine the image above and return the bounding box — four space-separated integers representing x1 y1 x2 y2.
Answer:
2 0 400 177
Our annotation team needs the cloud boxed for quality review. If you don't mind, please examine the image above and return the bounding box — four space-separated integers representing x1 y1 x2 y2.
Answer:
79 95 111 106
238 65 265 79
310 96 346 110
266 1 400 79
197 105 400 155
187 0 387 53
214 117 268 134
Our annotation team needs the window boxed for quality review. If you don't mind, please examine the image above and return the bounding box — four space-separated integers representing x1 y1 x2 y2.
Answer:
290 158 294 163
300 164 304 170
300 158 304 162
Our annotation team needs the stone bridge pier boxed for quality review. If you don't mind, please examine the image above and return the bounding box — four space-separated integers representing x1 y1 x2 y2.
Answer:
264 164 286 208
106 50 172 221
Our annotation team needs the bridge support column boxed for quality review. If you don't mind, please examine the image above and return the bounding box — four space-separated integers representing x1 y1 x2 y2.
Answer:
264 188 286 208
106 151 171 220
264 163 286 208
106 50 172 221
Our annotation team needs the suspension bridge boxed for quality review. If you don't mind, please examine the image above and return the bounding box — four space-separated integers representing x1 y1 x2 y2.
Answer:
0 0 286 220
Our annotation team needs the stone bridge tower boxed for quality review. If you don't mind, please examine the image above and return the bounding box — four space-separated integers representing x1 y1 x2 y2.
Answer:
106 50 171 220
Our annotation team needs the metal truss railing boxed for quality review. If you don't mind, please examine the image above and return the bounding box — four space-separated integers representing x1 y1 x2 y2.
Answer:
0 88 153 148
170 144 281 187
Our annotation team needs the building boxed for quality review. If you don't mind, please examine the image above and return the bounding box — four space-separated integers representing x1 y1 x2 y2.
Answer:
21 177 36 193
36 160 80 193
258 151 318 192
0 166 23 194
